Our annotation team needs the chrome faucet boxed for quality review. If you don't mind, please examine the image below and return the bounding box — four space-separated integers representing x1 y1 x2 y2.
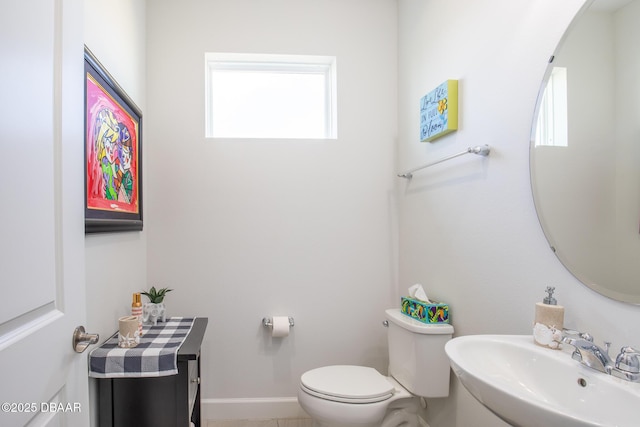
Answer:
561 330 613 374
561 329 640 382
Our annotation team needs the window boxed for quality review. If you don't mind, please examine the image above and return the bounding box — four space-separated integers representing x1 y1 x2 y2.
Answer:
535 67 568 147
205 53 337 139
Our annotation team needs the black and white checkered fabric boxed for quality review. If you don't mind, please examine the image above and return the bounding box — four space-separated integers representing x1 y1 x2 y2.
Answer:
89 317 195 378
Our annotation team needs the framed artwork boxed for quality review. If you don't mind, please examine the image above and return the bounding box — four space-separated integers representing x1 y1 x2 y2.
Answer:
84 46 143 233
420 79 458 142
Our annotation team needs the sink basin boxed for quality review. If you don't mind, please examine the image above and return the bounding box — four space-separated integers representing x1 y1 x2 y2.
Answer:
445 335 640 427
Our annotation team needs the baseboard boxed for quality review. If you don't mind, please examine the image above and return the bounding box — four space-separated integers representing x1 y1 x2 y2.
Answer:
202 397 310 420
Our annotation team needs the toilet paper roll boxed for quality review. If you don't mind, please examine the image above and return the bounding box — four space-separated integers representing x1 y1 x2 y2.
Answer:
118 315 140 348
271 316 290 338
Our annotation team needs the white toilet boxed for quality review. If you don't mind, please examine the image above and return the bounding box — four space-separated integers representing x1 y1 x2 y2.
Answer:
298 308 454 427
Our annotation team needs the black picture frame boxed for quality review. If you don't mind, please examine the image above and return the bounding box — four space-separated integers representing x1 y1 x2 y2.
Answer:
84 46 143 233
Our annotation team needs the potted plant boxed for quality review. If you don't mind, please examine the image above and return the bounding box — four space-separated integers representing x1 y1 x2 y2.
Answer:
141 286 172 325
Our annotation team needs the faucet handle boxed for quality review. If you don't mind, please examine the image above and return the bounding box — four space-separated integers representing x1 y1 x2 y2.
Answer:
561 329 592 363
562 328 593 342
615 347 640 374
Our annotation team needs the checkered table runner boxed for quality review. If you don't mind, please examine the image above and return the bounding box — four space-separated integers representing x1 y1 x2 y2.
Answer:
89 317 195 378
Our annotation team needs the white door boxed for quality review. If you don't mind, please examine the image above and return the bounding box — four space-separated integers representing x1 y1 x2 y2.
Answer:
0 0 90 426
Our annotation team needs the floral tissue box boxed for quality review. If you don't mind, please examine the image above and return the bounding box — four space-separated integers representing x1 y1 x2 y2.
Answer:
401 297 449 324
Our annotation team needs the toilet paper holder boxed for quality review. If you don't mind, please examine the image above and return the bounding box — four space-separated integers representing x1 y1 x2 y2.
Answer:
262 316 295 328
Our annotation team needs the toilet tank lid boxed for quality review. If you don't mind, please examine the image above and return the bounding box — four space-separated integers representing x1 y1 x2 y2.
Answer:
385 308 454 334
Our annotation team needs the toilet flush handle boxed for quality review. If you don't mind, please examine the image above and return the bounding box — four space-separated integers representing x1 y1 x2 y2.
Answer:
382 320 389 327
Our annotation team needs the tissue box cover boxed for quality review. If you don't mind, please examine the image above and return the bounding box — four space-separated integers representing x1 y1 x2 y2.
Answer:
401 297 449 324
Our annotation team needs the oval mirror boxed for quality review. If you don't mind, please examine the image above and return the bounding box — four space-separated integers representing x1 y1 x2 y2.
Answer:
530 0 640 303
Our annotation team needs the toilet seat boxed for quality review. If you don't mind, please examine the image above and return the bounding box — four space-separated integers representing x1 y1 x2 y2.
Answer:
300 365 395 404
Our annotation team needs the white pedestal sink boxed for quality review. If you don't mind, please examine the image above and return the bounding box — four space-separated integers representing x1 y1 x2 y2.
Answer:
445 335 640 427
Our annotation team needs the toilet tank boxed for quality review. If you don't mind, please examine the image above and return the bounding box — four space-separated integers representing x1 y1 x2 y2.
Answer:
385 308 454 397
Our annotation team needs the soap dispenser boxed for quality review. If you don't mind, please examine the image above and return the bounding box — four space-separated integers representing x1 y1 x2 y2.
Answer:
533 286 564 349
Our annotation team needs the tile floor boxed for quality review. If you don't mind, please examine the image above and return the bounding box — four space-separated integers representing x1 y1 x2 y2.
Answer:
207 419 313 427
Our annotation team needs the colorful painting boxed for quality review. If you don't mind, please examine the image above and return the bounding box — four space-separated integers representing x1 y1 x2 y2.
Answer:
84 47 143 233
420 80 458 142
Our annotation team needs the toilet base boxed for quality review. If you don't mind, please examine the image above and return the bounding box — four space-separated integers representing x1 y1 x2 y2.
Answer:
299 384 419 427
381 397 420 427
308 400 419 427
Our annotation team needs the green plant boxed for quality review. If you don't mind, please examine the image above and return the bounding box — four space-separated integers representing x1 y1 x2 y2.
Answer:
141 286 173 303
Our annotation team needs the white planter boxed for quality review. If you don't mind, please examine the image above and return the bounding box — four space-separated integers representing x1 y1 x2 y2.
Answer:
142 302 166 325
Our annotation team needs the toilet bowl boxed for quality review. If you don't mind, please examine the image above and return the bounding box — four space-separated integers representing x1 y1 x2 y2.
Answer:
297 365 415 427
297 309 454 427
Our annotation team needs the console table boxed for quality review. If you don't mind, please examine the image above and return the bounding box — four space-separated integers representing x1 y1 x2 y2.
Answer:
94 317 208 427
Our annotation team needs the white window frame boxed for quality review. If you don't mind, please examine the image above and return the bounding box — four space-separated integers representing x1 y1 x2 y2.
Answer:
205 52 337 139
535 66 568 147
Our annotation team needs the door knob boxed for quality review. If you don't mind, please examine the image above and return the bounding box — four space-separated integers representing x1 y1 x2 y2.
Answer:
72 326 99 353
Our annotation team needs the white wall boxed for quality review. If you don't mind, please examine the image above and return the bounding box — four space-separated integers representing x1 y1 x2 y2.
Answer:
84 0 147 340
80 0 640 424
398 1 640 426
145 0 398 418
83 1 147 426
